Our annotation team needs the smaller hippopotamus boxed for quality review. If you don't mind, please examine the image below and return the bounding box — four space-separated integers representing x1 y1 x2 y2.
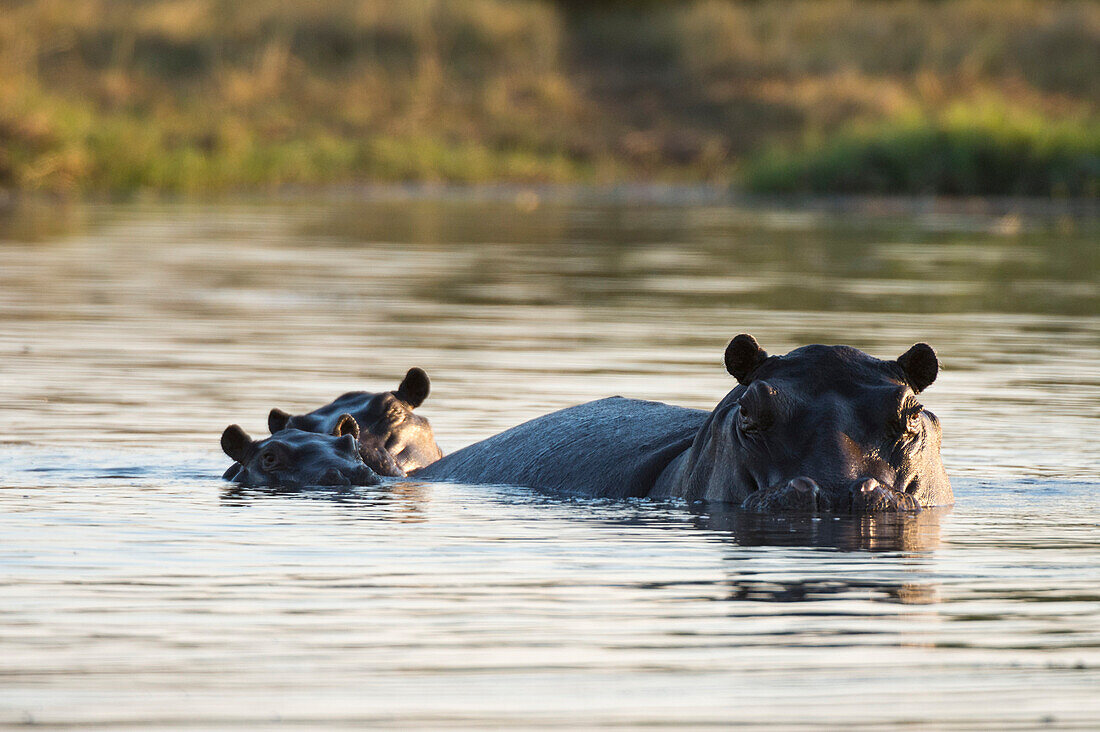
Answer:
267 367 442 473
221 413 386 488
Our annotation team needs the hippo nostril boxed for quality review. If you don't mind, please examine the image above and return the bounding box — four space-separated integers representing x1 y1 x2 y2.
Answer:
788 477 820 494
353 465 381 486
792 477 818 510
784 477 819 512
790 477 820 511
848 476 921 512
855 477 882 494
320 468 351 486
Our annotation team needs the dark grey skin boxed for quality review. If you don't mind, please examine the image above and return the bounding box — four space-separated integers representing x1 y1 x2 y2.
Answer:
221 414 385 488
416 335 952 513
268 367 443 474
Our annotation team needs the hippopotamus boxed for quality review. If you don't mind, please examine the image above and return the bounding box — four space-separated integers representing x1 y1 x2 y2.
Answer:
416 335 952 512
221 413 391 488
267 367 442 474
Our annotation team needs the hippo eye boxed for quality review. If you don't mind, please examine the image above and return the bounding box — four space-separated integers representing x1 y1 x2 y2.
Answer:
897 398 923 435
260 449 280 471
905 410 922 433
737 381 777 435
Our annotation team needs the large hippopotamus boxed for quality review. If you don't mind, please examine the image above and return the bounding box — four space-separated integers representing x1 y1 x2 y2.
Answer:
416 336 952 512
267 367 442 474
221 414 393 488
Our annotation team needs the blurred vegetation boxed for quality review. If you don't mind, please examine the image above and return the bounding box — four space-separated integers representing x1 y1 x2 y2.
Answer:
745 106 1100 196
0 0 1096 195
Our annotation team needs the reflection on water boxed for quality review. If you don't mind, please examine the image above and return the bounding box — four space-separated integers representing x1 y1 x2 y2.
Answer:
0 195 1098 728
690 505 948 552
221 480 434 523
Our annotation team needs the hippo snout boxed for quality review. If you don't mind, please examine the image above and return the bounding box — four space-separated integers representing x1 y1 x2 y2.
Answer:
847 477 920 512
349 465 382 487
741 476 923 513
319 468 352 486
741 476 821 513
274 465 379 488
786 477 820 507
314 466 380 487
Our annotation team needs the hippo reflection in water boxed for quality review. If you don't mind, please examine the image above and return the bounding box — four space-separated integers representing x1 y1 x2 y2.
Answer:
221 414 394 488
417 335 952 513
267 367 442 475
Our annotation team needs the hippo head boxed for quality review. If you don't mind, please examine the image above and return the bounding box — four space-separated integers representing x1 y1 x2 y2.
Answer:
267 367 442 472
675 335 951 512
221 414 381 488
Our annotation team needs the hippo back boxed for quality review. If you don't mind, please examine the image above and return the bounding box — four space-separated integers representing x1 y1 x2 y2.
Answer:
414 397 706 498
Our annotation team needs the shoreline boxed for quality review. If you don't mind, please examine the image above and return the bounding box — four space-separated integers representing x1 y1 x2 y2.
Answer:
3 183 1097 224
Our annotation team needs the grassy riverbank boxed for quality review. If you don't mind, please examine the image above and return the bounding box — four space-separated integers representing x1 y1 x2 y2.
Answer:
744 107 1100 197
1 0 1097 195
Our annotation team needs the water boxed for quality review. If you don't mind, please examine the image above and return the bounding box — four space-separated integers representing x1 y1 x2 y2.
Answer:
1 192 1098 729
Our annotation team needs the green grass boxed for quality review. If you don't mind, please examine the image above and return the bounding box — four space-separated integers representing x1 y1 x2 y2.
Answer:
0 90 592 193
744 109 1100 197
0 0 1097 195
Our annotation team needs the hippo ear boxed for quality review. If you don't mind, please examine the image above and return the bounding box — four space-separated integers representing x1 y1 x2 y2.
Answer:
724 334 769 384
221 425 254 463
332 413 360 439
396 367 430 408
336 433 358 455
268 408 291 434
897 343 939 393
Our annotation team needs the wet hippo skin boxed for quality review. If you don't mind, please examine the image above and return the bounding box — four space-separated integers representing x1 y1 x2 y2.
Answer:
416 335 952 513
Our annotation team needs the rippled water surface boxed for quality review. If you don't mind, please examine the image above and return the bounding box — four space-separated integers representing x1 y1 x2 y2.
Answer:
1 193 1098 729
